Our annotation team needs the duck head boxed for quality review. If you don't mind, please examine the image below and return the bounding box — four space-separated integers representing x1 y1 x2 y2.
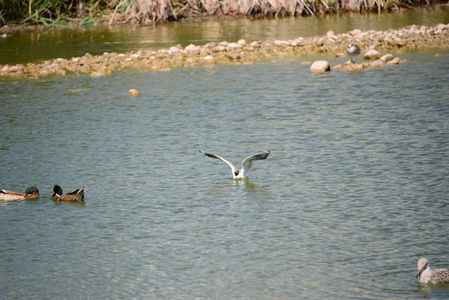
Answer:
52 185 63 197
25 186 39 197
24 186 39 199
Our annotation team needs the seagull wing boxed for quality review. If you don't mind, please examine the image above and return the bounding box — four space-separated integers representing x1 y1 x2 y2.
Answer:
202 151 237 173
241 150 270 175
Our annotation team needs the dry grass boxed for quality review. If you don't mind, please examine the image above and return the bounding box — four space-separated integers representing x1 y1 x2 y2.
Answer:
0 0 440 26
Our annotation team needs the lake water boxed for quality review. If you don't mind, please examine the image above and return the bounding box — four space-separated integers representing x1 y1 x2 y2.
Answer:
1 9 449 300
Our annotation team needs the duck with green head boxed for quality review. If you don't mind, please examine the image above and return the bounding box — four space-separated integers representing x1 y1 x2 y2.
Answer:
52 185 85 202
0 187 40 201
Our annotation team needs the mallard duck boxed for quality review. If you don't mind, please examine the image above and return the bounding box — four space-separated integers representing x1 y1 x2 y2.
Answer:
52 185 85 202
0 186 40 201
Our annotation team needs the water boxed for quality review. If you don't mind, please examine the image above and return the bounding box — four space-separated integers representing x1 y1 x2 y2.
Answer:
0 6 448 65
1 47 448 298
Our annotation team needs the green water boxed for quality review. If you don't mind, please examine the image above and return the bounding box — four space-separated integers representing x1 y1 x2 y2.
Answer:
1 7 449 299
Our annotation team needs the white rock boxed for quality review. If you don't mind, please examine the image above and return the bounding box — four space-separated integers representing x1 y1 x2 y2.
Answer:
185 44 200 52
364 49 381 60
349 29 362 36
203 55 214 63
274 40 291 47
380 54 394 62
211 46 226 52
310 60 331 73
436 23 448 31
227 43 242 49
250 41 261 47
169 46 180 54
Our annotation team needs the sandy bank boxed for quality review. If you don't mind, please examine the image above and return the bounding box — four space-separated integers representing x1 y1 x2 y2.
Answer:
1 23 448 80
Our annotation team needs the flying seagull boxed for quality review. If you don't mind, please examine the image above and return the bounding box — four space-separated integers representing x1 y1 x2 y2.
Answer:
200 150 270 179
416 257 449 284
347 44 361 64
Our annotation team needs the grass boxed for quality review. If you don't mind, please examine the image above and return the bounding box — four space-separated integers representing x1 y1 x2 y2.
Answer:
0 0 441 26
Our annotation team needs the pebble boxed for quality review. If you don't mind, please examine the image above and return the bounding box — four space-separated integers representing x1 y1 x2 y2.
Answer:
128 89 140 96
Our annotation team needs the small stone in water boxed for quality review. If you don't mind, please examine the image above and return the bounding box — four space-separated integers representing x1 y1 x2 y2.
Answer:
128 89 140 96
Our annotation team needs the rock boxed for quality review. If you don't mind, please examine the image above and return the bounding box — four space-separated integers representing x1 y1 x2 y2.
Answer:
310 60 331 72
185 44 200 52
370 59 386 68
211 46 226 52
128 89 140 96
55 69 66 76
38 70 51 76
237 39 246 46
388 39 407 47
169 46 180 54
380 54 394 62
334 63 364 71
227 43 242 49
90 71 105 77
349 29 362 36
326 31 335 38
203 55 215 64
292 37 305 47
8 65 23 72
364 49 381 60
274 40 290 47
386 57 402 65
436 24 448 31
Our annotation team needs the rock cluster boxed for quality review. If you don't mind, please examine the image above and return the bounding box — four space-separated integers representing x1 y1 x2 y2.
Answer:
0 23 448 80
333 53 407 71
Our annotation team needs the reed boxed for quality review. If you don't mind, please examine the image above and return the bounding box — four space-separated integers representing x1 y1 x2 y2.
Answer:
0 0 441 26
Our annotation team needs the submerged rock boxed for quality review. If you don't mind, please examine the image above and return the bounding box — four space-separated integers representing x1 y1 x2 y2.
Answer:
128 89 140 96
380 54 394 62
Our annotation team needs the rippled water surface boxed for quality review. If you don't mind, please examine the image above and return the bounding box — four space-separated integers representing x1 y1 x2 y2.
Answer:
1 49 449 297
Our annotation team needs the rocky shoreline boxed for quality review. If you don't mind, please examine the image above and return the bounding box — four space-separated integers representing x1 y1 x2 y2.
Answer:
1 23 448 80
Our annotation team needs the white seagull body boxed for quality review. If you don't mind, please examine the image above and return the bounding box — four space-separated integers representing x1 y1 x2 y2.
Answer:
347 44 361 64
417 257 449 284
201 150 270 179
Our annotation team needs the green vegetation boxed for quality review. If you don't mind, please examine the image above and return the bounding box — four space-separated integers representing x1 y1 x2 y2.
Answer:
0 0 442 26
